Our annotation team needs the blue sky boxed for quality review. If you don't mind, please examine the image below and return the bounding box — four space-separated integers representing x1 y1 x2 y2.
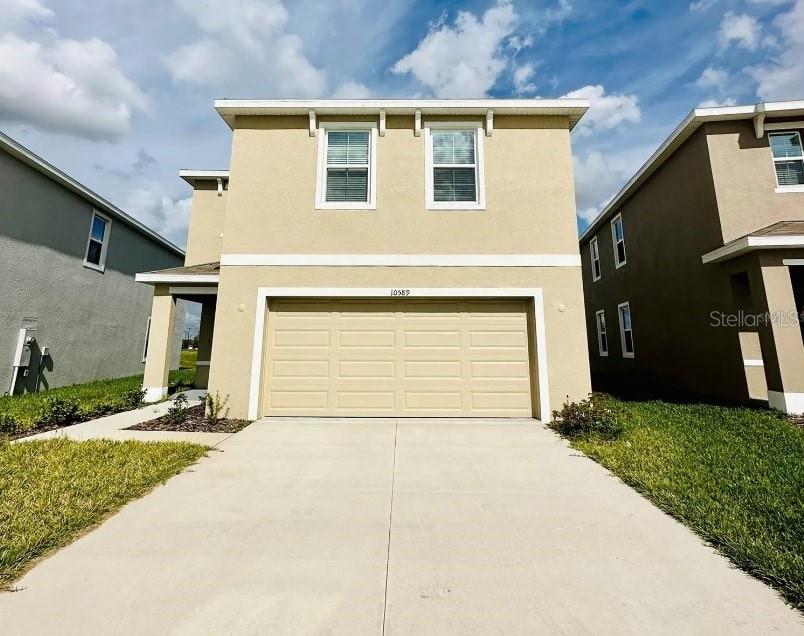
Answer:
1 0 803 246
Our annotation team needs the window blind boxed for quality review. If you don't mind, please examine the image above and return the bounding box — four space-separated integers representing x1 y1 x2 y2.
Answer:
769 132 804 186
432 130 477 202
325 131 370 202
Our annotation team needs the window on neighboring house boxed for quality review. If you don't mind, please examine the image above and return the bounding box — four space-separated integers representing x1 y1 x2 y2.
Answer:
590 237 602 281
316 124 377 209
611 213 627 268
595 310 608 356
618 302 635 358
769 131 804 189
142 316 151 363
426 125 485 209
84 210 111 271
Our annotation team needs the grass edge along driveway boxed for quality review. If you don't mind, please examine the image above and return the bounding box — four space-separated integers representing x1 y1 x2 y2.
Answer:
571 397 804 610
0 438 208 589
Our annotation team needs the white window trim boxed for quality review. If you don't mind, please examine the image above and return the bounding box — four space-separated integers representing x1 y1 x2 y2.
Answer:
769 130 804 192
83 209 112 272
611 213 627 269
595 310 608 356
618 301 635 358
590 236 601 282
424 121 486 211
315 121 378 210
142 315 151 363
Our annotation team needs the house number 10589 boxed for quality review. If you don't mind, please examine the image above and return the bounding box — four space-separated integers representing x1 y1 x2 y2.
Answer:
391 289 411 297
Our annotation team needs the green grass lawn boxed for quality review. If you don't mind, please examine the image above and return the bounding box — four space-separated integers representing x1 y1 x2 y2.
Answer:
0 438 207 588
571 397 804 609
180 348 198 369
0 368 195 430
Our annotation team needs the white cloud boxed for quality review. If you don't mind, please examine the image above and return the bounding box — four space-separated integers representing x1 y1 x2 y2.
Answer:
391 1 519 97
513 62 537 95
168 0 325 96
719 12 761 50
0 0 52 30
699 97 737 107
573 151 626 222
0 34 149 140
696 66 729 90
563 85 641 136
749 0 804 99
123 184 192 248
332 80 372 99
166 39 233 85
689 0 717 11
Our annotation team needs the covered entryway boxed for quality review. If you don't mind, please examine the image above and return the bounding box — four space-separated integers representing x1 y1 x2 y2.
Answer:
261 298 536 417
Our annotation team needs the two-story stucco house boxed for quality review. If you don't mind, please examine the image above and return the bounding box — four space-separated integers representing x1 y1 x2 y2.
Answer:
137 99 592 421
579 101 804 415
0 131 185 395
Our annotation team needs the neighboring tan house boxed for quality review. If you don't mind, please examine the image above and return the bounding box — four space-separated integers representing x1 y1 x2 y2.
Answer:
579 101 804 415
0 131 185 396
137 98 592 421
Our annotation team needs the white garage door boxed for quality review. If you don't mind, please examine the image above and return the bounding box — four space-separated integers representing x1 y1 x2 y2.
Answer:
261 298 535 417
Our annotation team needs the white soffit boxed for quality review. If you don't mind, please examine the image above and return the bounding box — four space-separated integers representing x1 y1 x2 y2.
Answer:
701 235 804 264
214 98 590 130
179 170 230 185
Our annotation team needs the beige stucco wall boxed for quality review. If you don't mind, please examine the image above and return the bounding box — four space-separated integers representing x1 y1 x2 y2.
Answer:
706 120 804 243
206 266 591 420
221 114 580 255
184 182 226 266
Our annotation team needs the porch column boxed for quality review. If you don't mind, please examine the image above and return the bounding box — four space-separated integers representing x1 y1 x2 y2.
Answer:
142 285 176 402
194 300 216 389
754 255 804 414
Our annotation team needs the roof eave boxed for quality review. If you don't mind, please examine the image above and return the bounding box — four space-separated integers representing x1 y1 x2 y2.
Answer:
213 98 590 130
579 100 804 244
0 131 185 258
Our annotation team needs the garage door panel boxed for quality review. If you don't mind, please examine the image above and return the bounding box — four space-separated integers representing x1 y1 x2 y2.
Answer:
404 360 462 379
405 330 462 348
404 391 463 411
337 360 396 379
263 299 534 417
271 359 330 378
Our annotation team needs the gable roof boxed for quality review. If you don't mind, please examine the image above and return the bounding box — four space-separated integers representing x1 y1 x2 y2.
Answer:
578 100 804 244
0 131 185 257
214 98 589 130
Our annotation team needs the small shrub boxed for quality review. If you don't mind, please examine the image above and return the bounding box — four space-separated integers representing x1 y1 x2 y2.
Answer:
204 392 230 424
121 388 146 410
550 393 623 440
39 396 80 427
82 400 119 420
0 412 20 436
165 393 189 425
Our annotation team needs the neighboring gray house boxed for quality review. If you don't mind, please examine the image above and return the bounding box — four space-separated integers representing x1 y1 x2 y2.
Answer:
1 131 185 395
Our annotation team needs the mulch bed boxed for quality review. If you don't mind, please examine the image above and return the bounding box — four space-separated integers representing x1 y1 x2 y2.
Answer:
127 405 250 433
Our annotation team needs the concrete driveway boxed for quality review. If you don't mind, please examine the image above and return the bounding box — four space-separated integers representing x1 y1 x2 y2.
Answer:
1 419 801 635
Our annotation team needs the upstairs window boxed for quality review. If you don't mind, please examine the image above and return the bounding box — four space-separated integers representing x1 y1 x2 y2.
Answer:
316 123 377 209
426 125 485 209
84 210 111 272
618 302 635 358
769 131 804 189
590 237 602 281
595 310 608 356
611 213 627 268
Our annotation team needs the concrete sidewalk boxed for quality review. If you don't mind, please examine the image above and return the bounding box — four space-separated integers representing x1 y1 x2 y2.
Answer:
1 418 801 634
17 390 232 446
